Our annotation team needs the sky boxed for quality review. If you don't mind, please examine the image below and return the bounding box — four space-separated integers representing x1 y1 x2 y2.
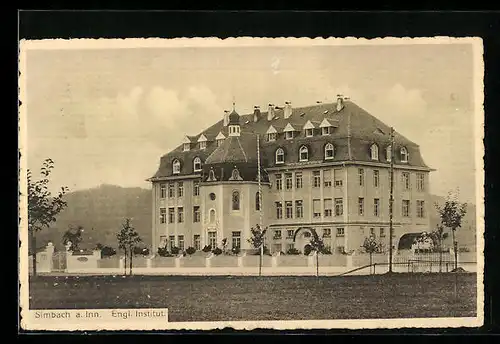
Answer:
22 40 481 203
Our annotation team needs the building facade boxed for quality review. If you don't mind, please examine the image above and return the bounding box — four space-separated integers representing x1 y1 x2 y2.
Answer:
149 96 433 255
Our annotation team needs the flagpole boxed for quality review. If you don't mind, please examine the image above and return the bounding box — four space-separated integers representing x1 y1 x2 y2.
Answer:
389 127 395 273
257 134 264 276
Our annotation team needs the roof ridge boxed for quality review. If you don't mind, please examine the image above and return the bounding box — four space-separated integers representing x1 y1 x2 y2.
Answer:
237 137 248 162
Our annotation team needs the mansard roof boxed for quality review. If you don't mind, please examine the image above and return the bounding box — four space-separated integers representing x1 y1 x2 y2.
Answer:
150 100 430 180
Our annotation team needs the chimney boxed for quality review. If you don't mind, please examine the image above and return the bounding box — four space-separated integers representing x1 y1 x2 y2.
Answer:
253 106 261 122
267 103 275 121
223 110 230 126
284 101 292 119
336 94 344 112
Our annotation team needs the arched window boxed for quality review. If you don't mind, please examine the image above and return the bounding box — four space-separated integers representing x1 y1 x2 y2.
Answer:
255 191 261 211
230 168 241 181
172 159 181 174
299 145 309 162
386 146 392 162
193 157 202 172
209 209 216 224
232 191 240 210
275 148 285 164
400 147 409 163
324 143 335 160
370 144 379 161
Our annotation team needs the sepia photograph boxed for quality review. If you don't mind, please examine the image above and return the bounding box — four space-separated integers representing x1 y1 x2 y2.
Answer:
19 37 484 331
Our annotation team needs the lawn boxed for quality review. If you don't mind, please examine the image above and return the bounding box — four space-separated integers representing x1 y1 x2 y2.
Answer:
28 273 477 322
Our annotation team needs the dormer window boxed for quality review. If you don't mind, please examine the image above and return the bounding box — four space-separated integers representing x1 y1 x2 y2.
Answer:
285 131 294 140
400 147 409 163
386 146 392 162
275 148 285 164
217 139 224 147
183 143 190 151
207 169 217 181
197 134 208 150
325 143 334 160
199 141 206 150
303 120 315 138
299 145 309 162
305 128 314 137
322 127 331 135
172 159 181 174
193 157 202 172
229 168 242 181
370 144 379 161
267 133 277 142
215 131 226 147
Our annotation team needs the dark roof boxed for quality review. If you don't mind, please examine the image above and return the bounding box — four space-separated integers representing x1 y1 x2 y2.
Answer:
150 100 430 179
228 110 240 125
205 132 258 165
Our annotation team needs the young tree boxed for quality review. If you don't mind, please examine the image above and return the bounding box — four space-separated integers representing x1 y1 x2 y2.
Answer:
362 236 379 275
221 238 228 254
62 225 84 251
248 224 267 276
429 224 449 272
27 158 69 277
435 191 467 270
116 218 142 275
308 230 326 277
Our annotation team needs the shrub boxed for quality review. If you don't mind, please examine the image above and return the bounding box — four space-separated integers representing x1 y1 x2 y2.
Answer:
321 246 332 255
171 246 180 255
100 246 116 258
133 246 150 256
212 247 222 255
231 246 241 255
186 247 196 255
304 244 313 256
157 246 169 257
202 245 212 253
286 247 301 255
95 243 104 250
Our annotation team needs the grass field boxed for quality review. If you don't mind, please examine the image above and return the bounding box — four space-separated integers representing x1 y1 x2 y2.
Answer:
28 273 477 322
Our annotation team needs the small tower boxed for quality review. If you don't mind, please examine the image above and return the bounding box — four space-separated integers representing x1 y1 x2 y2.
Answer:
228 102 241 137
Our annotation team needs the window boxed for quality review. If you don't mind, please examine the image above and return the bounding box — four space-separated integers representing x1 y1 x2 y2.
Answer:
276 148 285 164
169 235 175 251
160 183 167 198
267 133 277 142
232 191 240 210
370 144 379 161
313 171 321 188
273 230 282 240
402 172 410 190
358 168 365 186
285 131 294 140
168 183 175 198
276 202 283 219
159 236 167 248
194 235 201 250
417 200 425 218
217 139 224 147
255 192 261 211
335 198 344 216
305 128 314 137
285 201 293 219
299 145 309 162
358 197 364 216
208 169 217 181
178 235 185 251
193 206 201 222
373 170 380 187
160 208 166 224
370 228 375 238
177 182 184 197
172 159 181 174
380 228 385 237
324 198 333 217
287 243 295 251
416 173 425 191
324 143 334 160
275 174 282 190
323 170 332 187
193 181 200 196
400 147 409 163
177 207 184 223
230 168 241 180
402 200 410 217
193 157 202 172
232 231 241 249
295 172 303 188
336 228 345 237
334 169 343 187
168 207 175 223
209 209 216 224
322 127 331 136
295 200 303 218
374 199 380 217
183 143 190 152
208 232 217 249
323 228 331 238
285 173 293 190
287 230 294 239
199 141 206 150
273 244 282 253
386 146 392 162
313 199 321 218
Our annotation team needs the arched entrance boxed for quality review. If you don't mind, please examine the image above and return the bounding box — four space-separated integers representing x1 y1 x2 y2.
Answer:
292 227 320 253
